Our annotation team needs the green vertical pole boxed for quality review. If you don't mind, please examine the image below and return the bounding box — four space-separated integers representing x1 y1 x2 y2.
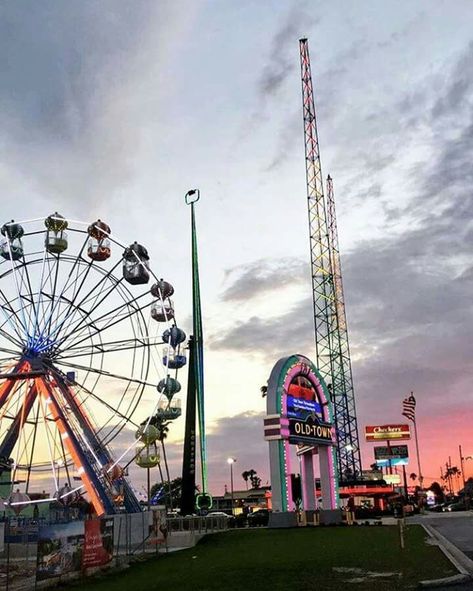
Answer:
186 190 208 495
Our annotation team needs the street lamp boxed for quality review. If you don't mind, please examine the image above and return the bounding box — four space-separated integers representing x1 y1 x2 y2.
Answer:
227 457 236 516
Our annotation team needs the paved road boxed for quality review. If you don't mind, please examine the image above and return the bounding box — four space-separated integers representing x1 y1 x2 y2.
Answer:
410 512 473 588
413 511 473 560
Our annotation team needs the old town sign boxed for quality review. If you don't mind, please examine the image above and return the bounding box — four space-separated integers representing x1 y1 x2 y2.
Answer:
289 414 333 445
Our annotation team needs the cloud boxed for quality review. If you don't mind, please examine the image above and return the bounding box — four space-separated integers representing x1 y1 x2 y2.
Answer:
221 257 308 302
257 5 314 100
264 36 369 173
209 298 313 359
0 1 182 215
431 41 473 121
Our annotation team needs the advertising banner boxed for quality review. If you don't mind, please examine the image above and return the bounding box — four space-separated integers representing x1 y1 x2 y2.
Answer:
287 395 322 419
83 518 114 568
37 521 85 581
365 424 411 442
147 508 167 549
374 445 409 460
384 474 401 485
375 457 408 467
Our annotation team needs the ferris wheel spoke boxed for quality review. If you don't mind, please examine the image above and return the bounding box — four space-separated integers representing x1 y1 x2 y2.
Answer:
25 401 41 493
32 254 59 347
48 369 125 474
0 288 28 344
33 291 98 356
0 381 36 461
44 236 88 325
54 359 157 388
42 253 62 345
0 325 23 351
44 247 100 346
13 261 38 340
36 386 61 492
58 292 152 352
51 259 124 343
53 274 127 351
55 336 162 360
3 244 31 344
52 368 141 430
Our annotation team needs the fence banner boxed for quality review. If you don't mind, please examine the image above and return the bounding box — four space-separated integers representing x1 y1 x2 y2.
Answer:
83 518 114 568
37 521 85 581
149 508 167 548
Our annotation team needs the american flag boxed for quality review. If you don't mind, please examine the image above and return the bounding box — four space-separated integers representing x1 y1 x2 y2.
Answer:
402 392 416 422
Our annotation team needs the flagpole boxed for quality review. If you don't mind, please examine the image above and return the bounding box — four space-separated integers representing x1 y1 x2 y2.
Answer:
403 391 423 489
413 418 423 489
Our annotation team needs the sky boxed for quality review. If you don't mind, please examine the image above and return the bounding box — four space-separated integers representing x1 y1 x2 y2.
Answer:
1 0 473 498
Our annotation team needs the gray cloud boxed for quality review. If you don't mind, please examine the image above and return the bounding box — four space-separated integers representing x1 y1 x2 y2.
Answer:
206 412 269 492
431 41 473 121
209 298 313 360
258 5 314 100
221 257 308 302
264 37 368 173
0 1 173 214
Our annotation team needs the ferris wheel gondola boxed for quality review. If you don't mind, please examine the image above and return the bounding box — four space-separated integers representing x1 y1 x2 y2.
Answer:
0 213 186 516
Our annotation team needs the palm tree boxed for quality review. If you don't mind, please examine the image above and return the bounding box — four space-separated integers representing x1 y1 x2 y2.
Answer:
449 466 461 493
250 474 261 489
260 385 268 398
409 473 417 482
247 469 257 489
242 471 251 490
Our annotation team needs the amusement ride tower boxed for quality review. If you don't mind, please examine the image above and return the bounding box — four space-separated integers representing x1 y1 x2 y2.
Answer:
181 190 211 514
299 39 362 481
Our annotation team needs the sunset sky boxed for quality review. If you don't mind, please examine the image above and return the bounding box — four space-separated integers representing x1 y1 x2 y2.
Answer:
1 1 473 497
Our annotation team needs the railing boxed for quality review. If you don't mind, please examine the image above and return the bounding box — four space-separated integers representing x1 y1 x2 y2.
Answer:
166 515 229 534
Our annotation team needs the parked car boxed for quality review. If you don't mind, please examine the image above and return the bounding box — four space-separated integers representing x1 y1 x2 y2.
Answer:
428 503 447 512
247 509 271 526
444 501 467 512
233 513 248 528
207 511 230 518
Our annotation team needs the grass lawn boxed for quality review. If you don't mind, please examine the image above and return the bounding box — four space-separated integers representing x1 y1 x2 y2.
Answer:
75 525 456 591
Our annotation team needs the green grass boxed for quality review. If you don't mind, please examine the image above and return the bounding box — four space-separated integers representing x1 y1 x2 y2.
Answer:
75 525 456 591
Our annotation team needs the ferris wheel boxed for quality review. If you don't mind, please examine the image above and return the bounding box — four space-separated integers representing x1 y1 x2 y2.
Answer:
0 213 186 516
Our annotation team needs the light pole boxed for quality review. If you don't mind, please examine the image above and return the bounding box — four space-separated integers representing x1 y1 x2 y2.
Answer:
227 457 236 516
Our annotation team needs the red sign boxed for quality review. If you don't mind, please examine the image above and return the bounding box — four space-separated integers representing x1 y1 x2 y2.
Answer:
365 424 411 442
83 519 114 568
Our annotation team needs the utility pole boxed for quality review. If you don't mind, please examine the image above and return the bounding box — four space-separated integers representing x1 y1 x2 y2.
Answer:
459 444 466 491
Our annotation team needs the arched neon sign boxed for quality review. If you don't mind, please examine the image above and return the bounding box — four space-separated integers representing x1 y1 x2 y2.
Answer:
264 354 339 518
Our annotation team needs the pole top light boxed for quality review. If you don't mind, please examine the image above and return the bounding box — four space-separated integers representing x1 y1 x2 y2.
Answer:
227 457 236 464
185 189 200 205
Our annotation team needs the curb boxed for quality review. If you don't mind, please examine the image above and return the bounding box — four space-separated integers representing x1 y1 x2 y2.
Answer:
419 573 471 588
419 524 473 588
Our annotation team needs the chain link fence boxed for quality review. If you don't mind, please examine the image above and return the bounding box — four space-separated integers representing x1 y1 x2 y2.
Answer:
0 511 228 590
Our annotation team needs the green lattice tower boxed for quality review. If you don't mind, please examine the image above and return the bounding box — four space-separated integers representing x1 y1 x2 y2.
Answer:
299 39 362 481
326 175 362 480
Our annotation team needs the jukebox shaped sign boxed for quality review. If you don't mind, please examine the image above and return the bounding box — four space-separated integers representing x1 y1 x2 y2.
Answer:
264 354 339 515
